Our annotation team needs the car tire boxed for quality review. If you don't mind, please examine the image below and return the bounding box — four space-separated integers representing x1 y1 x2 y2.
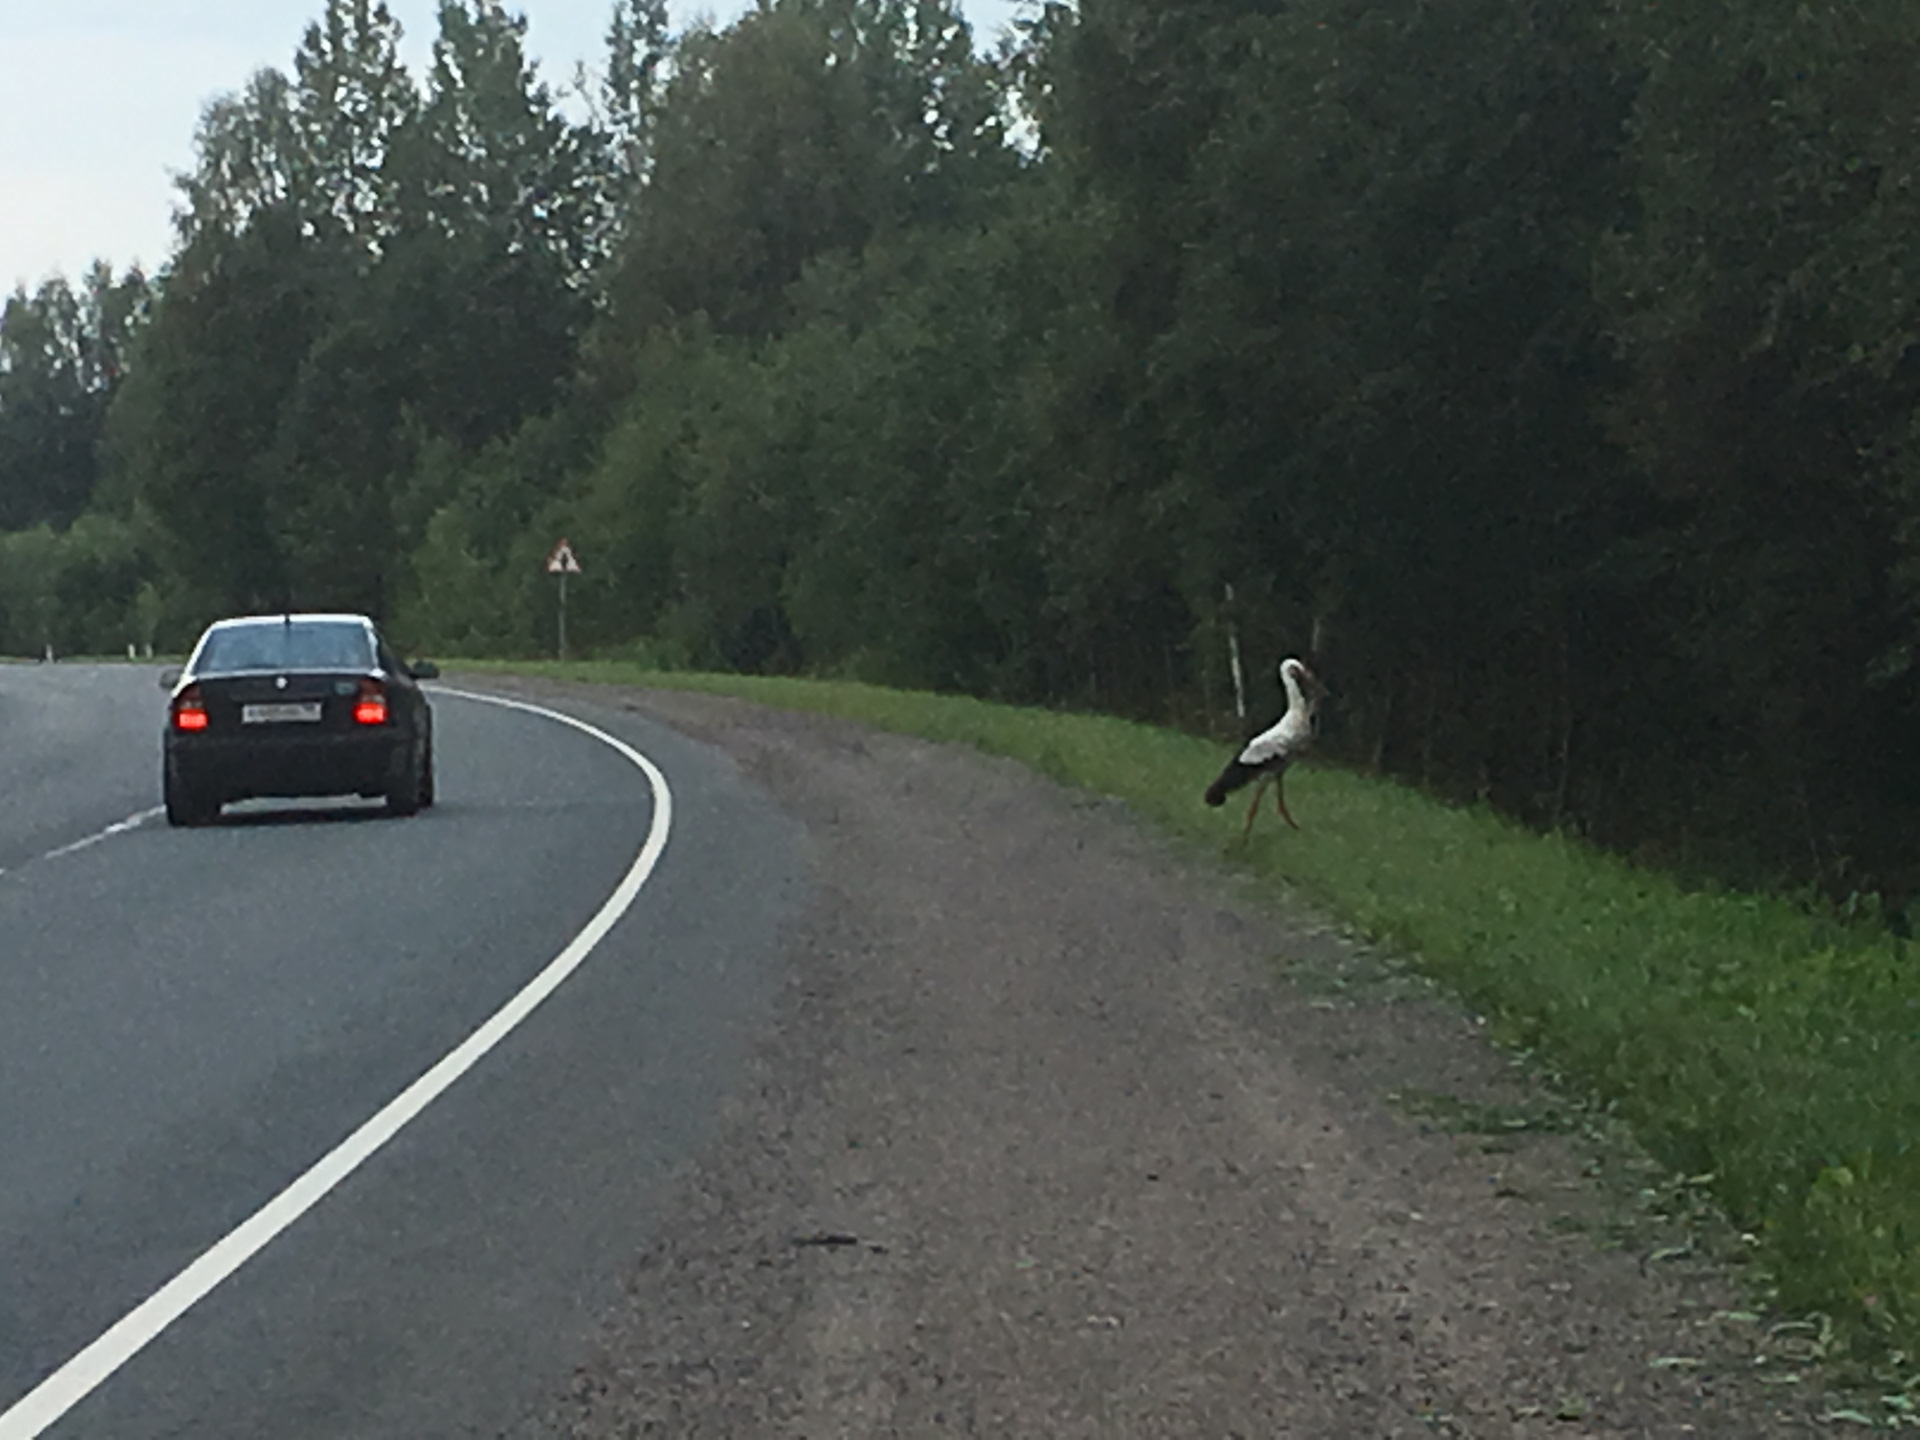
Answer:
164 766 218 827
386 742 424 817
419 737 436 809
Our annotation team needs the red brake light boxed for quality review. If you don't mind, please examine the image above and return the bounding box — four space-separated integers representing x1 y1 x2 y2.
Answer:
172 685 209 732
354 679 389 726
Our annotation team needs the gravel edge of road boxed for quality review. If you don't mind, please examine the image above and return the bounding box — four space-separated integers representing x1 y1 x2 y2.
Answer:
472 676 1837 1439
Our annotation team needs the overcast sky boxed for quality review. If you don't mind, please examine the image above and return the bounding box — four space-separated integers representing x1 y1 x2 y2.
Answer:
0 0 1027 296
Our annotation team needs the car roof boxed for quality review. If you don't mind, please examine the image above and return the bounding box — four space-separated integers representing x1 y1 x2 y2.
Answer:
205 613 375 630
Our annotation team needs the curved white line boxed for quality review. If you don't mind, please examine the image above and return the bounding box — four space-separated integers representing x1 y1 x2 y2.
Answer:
39 808 166 865
0 686 672 1440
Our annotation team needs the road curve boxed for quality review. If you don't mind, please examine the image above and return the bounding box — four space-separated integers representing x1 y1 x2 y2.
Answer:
0 664 808 1438
6 666 1836 1437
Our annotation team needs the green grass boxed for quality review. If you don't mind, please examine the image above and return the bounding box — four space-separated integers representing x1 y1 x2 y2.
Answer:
470 659 1920 1362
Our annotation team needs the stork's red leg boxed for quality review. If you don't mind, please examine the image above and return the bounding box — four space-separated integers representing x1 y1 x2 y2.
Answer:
1273 771 1300 830
1241 776 1269 838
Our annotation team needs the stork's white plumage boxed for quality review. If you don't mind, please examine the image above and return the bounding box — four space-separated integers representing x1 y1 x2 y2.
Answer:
1204 657 1328 834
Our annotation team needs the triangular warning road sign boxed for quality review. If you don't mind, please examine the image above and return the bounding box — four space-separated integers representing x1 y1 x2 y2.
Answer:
545 538 582 574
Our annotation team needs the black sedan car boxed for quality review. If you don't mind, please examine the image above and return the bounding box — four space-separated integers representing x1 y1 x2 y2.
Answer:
161 614 438 826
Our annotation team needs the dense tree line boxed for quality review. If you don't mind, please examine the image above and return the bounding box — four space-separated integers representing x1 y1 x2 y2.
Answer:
6 0 1920 902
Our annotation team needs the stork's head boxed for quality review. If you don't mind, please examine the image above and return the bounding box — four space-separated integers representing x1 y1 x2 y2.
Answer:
1280 656 1329 702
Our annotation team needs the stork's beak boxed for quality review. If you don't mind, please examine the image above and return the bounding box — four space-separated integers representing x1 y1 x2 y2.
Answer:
1305 670 1331 701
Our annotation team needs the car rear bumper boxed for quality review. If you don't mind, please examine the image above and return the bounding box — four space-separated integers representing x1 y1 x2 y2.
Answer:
165 728 410 802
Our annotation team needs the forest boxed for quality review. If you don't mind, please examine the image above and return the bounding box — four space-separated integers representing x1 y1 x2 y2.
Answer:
5 0 1920 910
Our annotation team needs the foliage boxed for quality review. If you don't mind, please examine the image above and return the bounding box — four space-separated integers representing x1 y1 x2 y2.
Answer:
44 0 608 643
0 265 150 531
1593 0 1920 882
0 511 168 657
601 0 1012 344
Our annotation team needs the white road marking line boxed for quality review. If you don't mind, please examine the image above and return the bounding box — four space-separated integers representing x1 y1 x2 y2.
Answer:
0 688 672 1440
39 808 166 864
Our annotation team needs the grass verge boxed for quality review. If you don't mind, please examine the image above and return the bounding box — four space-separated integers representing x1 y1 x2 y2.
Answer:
471 660 1920 1370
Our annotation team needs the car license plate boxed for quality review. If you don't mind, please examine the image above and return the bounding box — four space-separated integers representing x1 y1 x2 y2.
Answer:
242 702 323 724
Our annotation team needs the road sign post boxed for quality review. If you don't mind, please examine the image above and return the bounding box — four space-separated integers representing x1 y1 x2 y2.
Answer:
545 539 582 660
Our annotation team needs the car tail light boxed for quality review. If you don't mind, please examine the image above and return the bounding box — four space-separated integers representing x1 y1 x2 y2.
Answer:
172 685 209 732
354 679 389 726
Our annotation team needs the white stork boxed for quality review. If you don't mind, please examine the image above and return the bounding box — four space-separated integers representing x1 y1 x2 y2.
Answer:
1204 657 1329 835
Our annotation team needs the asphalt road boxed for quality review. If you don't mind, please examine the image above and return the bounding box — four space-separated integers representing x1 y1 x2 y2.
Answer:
0 663 807 1438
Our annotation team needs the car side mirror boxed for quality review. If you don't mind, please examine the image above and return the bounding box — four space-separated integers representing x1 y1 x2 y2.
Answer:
409 660 441 681
158 667 182 690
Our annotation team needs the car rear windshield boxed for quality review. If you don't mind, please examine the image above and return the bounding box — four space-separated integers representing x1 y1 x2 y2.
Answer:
195 620 374 673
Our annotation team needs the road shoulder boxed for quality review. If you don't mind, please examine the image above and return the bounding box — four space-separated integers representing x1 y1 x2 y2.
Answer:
491 678 1824 1438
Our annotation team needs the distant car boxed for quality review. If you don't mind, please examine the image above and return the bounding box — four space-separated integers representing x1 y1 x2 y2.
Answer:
161 613 439 827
